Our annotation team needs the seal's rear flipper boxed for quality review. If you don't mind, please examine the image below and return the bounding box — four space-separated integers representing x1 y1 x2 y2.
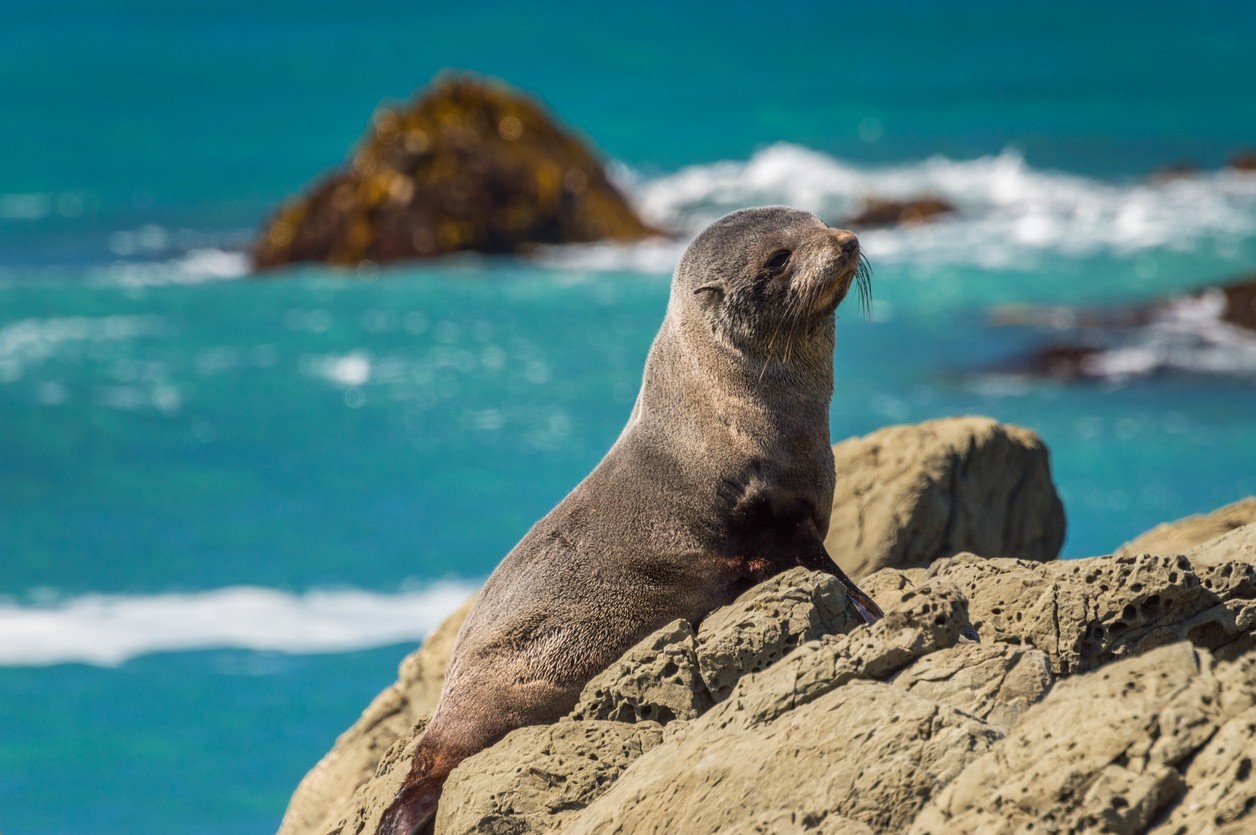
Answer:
376 779 439 835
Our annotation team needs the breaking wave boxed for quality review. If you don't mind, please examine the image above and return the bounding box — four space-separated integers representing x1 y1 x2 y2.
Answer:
0 583 477 667
549 144 1256 272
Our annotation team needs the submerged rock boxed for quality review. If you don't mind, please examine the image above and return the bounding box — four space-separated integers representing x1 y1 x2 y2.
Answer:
825 417 1066 580
990 273 1256 382
1231 150 1256 171
252 75 658 270
840 195 956 228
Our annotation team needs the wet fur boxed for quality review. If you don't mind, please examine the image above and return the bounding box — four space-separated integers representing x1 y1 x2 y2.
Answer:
377 206 879 835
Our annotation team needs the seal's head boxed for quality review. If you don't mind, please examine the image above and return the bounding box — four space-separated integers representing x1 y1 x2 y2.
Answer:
672 206 869 361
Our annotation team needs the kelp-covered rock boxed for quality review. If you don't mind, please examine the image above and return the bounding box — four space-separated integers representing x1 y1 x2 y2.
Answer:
825 417 1066 579
252 75 658 269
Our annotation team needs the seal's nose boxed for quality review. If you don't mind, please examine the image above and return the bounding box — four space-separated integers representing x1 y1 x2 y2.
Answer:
828 228 859 257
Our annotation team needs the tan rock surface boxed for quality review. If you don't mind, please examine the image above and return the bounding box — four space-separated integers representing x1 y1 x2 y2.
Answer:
277 476 1256 835
714 580 976 729
825 417 1065 579
1190 521 1256 566
1154 705 1256 834
569 619 712 724
921 551 1256 674
435 721 665 835
694 567 864 702
889 641 1053 731
911 642 1252 834
1117 496 1256 558
276 596 473 835
567 681 1000 835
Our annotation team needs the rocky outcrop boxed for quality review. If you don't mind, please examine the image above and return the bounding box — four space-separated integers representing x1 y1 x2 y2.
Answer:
252 75 658 270
276 435 1256 834
568 619 712 724
840 195 956 228
420 541 1254 834
990 274 1256 381
1117 497 1256 558
436 720 666 834
1231 150 1256 172
276 596 474 835
911 642 1254 834
824 417 1066 579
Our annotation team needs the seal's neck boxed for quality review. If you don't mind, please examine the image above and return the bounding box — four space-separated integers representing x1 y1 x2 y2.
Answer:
622 313 835 469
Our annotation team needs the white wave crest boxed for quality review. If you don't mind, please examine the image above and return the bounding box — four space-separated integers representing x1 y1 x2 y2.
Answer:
555 144 1256 273
1084 294 1256 381
95 248 252 287
0 583 476 667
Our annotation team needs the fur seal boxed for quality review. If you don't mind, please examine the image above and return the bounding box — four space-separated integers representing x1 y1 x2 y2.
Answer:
377 206 881 835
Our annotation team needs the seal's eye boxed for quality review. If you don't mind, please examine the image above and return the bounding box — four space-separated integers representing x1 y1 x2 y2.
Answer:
765 250 791 272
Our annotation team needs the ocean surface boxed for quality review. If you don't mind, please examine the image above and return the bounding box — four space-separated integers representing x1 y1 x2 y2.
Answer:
3 1 1256 832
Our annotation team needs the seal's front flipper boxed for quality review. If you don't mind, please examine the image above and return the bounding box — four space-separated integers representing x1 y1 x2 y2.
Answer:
839 575 884 625
794 540 884 625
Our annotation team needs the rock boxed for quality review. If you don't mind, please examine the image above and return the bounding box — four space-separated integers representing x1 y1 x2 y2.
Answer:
889 641 1053 731
1230 150 1256 172
435 720 665 834
1154 705 1256 834
252 74 658 270
277 470 1256 835
1117 496 1256 558
1191 522 1256 567
567 681 1000 834
694 568 864 702
990 275 1256 381
825 417 1066 579
569 619 712 724
712 581 976 729
840 195 956 228
1150 161 1203 182
276 596 474 835
723 809 875 835
911 642 1252 834
923 552 1256 675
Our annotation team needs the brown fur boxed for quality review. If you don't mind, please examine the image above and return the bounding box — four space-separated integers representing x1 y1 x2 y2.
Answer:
376 206 880 835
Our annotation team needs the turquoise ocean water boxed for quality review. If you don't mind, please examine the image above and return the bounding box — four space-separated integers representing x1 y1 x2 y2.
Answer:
3 2 1256 831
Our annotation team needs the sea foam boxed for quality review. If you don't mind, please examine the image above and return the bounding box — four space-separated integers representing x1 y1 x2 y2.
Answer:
548 144 1256 273
0 583 477 667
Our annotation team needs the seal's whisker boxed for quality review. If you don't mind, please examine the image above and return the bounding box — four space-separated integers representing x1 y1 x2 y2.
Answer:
855 253 873 321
